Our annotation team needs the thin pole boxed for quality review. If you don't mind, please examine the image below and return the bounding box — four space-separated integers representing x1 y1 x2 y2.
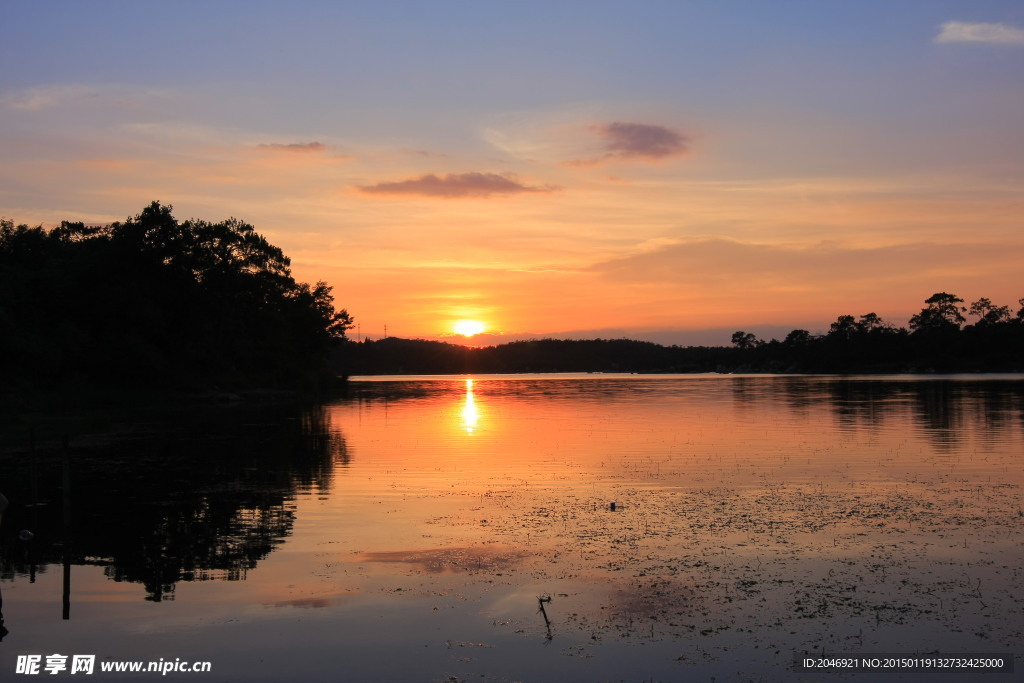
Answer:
62 435 71 620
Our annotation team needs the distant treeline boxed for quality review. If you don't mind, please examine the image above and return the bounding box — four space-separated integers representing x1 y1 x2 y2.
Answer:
1 202 352 394
3 201 1021 396
337 293 1024 375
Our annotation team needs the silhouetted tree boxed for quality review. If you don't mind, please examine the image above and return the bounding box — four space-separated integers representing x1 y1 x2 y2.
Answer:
828 315 858 341
731 331 762 350
783 329 812 348
0 203 353 392
969 298 1011 326
856 312 891 334
909 292 966 333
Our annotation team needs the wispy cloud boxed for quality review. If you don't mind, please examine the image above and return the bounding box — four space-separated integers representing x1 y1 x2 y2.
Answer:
935 21 1024 45
2 83 182 114
356 172 558 198
3 84 96 110
257 142 328 153
590 238 1023 288
565 121 690 166
405 149 450 158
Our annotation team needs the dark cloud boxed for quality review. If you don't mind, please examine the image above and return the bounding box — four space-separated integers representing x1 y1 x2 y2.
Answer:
602 122 689 160
257 142 327 152
565 122 689 166
357 172 557 198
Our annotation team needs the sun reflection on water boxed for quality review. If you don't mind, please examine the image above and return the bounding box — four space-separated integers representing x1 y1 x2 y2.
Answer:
461 378 479 433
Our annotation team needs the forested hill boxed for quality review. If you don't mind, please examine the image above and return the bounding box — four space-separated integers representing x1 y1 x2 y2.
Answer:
337 295 1024 376
337 337 730 375
1 202 352 394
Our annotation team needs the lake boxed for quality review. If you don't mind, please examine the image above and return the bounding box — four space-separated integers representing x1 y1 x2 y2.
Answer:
1 374 1021 681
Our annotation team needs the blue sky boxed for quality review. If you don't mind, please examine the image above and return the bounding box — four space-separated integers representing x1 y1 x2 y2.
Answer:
3 1 1023 344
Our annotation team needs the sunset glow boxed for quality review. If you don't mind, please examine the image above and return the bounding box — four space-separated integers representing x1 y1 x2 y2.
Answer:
3 4 1022 345
453 320 487 338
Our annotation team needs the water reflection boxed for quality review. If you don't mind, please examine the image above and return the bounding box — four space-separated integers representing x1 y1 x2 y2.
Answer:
2 376 1021 609
1 376 1021 682
461 378 480 433
347 376 1023 452
0 404 347 602
723 376 1024 451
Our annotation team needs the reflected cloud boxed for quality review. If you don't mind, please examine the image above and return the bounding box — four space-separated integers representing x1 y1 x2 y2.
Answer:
360 546 529 573
264 596 346 609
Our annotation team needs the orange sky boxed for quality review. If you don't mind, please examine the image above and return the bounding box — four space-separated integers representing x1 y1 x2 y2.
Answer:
3 4 1023 345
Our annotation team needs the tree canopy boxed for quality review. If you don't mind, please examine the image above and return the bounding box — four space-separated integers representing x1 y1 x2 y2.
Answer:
909 292 966 333
721 292 1022 373
1 202 352 392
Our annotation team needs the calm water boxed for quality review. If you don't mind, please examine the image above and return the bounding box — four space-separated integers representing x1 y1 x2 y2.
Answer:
1 375 1021 681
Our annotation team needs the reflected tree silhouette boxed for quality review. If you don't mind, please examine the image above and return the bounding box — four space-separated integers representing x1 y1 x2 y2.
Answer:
0 404 349 602
738 378 1023 453
827 380 893 430
0 492 7 639
4 380 1019 603
909 381 962 450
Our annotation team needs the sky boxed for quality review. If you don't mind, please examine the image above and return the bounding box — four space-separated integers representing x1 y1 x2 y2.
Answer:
3 1 1022 346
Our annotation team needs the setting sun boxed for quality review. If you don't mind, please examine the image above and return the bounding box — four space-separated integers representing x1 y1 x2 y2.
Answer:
453 319 487 337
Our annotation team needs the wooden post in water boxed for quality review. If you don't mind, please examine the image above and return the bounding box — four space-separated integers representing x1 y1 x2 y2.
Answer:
537 595 553 640
62 434 71 621
0 492 6 640
29 429 37 504
28 430 38 584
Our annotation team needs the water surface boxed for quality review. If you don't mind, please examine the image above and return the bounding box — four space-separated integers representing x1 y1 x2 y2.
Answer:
1 375 1021 681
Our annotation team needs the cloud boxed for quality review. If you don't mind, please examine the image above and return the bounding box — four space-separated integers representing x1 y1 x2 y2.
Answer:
3 84 96 111
405 149 450 158
589 238 1024 288
76 158 144 171
935 21 1024 45
602 122 689 159
356 172 558 198
565 122 690 166
257 142 328 152
2 84 183 116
